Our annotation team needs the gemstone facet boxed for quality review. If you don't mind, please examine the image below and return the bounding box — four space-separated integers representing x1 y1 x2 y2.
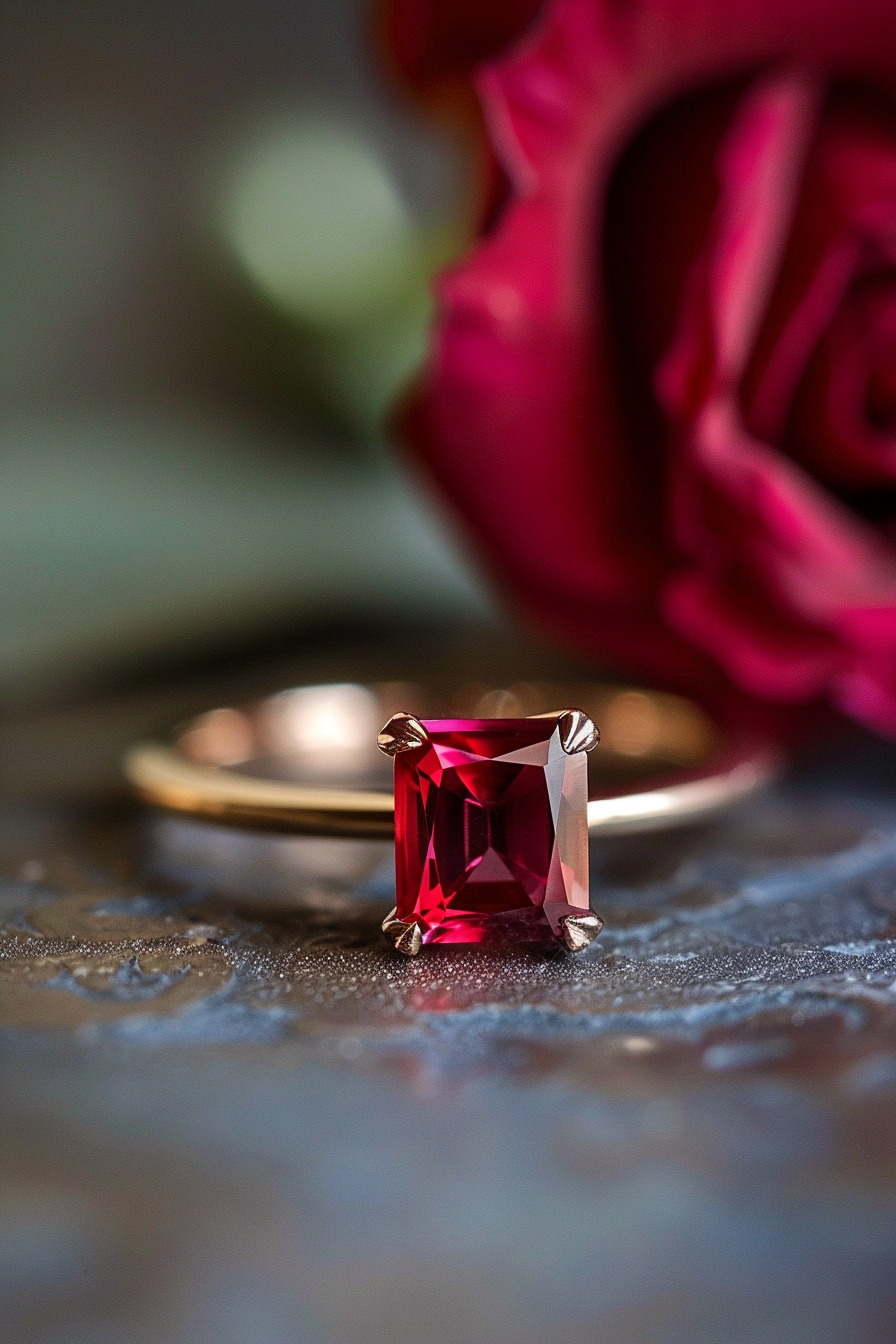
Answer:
387 716 596 948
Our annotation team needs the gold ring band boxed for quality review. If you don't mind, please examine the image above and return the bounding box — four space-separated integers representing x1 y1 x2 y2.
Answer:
124 679 779 839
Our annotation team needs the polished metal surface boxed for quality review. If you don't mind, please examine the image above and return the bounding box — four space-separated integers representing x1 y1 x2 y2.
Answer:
381 906 422 956
376 713 428 756
125 680 779 838
553 708 601 755
559 911 604 952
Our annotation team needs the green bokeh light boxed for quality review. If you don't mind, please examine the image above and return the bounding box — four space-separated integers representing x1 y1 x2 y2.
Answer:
217 110 462 436
222 114 418 329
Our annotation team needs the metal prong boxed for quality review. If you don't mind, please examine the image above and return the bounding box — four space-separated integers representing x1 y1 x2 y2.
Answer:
394 922 423 956
382 907 423 955
377 712 428 756
559 911 603 952
556 709 600 755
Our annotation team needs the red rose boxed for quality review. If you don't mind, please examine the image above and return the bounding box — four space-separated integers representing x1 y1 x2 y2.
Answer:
389 0 896 735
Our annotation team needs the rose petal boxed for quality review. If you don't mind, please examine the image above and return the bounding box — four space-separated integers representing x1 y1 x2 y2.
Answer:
396 0 896 733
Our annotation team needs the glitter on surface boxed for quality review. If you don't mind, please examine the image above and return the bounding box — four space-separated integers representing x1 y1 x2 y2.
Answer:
4 733 896 1341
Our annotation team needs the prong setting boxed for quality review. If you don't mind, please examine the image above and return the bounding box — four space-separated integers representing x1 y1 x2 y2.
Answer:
382 907 423 955
394 924 423 956
556 709 600 755
377 712 428 756
559 911 603 952
381 907 404 936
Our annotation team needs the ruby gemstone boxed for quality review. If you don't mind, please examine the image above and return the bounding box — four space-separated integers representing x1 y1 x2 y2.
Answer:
393 717 591 946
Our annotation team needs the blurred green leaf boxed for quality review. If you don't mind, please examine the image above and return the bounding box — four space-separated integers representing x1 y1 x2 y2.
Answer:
216 110 464 437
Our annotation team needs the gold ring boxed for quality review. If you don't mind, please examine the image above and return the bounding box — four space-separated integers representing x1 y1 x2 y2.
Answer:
124 678 778 841
125 679 778 955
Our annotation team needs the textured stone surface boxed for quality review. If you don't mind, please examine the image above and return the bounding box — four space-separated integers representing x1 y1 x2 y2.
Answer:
394 717 590 945
3 720 896 1342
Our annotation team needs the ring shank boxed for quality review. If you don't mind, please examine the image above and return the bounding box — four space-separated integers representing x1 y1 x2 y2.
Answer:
124 679 779 839
126 741 395 838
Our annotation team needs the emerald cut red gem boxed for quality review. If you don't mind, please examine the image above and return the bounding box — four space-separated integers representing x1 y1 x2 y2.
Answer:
393 717 591 946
